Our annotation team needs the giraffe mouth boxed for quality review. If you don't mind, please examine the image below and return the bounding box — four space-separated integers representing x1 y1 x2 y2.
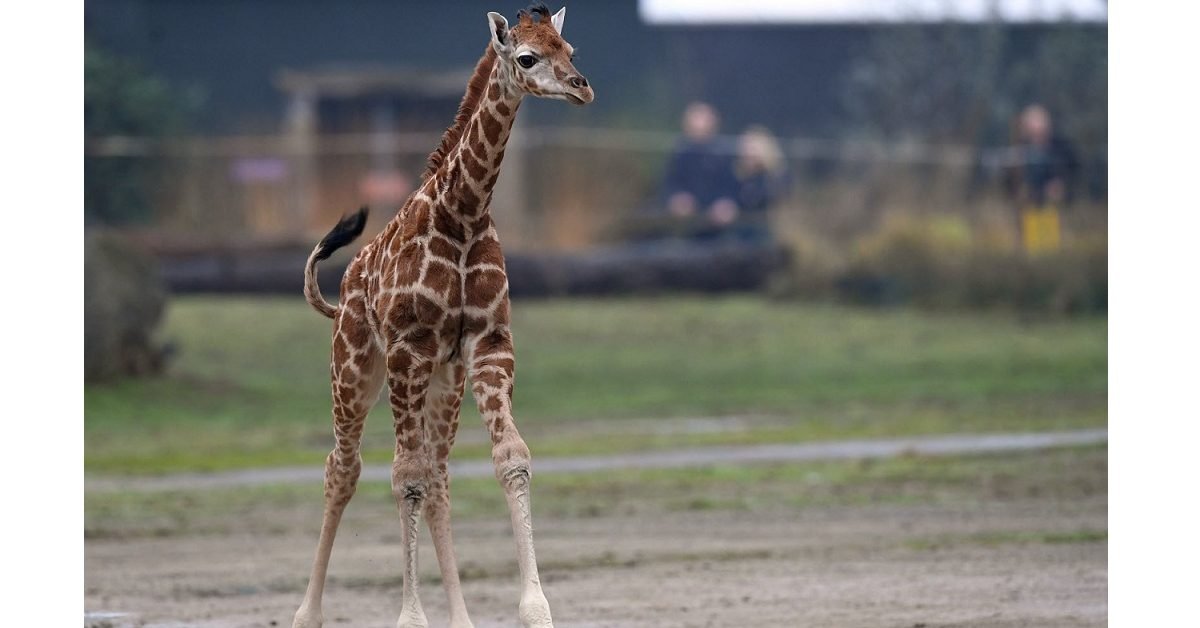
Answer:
546 89 592 106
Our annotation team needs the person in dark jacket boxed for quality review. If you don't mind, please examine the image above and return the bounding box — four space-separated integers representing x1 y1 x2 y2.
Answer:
1012 104 1079 254
1016 104 1079 207
661 102 741 240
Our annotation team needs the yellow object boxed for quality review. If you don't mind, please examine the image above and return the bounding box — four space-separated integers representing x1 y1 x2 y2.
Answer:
1021 205 1061 255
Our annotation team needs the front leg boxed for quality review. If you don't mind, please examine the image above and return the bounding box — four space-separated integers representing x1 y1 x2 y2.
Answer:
469 326 554 628
387 347 437 628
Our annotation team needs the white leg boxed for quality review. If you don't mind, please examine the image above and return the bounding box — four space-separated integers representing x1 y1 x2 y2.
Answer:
470 327 554 627
499 454 553 628
293 453 359 628
426 474 475 628
394 475 429 628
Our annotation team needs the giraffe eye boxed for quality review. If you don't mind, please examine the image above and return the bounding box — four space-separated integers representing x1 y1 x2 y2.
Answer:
517 54 536 69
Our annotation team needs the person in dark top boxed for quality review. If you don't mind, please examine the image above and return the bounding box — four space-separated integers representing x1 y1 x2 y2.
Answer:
661 102 742 240
1016 104 1079 207
1011 104 1079 254
731 125 787 243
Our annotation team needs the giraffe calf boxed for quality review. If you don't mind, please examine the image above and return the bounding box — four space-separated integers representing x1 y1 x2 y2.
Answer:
292 5 593 628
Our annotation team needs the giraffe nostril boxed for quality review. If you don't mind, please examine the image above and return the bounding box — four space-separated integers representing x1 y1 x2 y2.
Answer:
569 76 588 89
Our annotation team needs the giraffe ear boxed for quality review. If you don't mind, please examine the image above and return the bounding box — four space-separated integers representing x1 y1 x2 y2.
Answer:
487 12 510 52
551 7 566 34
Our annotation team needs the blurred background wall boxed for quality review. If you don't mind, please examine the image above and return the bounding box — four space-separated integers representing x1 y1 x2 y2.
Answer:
84 0 1107 319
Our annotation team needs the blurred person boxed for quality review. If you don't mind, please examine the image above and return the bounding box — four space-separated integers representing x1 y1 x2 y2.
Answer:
660 102 741 239
1012 104 1079 254
730 125 787 243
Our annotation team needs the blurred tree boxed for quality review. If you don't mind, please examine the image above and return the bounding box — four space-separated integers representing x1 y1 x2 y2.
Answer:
84 42 200 225
842 19 1006 145
841 18 1107 200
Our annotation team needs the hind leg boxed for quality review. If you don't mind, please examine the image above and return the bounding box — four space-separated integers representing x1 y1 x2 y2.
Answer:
294 310 385 628
423 360 474 627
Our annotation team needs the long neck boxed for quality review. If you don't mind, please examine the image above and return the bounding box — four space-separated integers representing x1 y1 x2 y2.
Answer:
436 52 523 223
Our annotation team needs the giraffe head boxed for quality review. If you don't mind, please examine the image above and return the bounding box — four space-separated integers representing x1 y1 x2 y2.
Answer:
487 4 594 105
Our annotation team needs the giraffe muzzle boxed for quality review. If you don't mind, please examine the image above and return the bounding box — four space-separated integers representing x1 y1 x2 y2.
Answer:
565 76 594 105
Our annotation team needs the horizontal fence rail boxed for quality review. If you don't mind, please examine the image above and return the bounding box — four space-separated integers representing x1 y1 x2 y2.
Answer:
86 127 1105 169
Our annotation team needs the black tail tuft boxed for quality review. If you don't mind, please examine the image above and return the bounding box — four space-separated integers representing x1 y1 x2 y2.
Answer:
314 206 369 262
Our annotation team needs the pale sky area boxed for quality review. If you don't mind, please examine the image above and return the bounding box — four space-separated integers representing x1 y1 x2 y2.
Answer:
639 0 1109 23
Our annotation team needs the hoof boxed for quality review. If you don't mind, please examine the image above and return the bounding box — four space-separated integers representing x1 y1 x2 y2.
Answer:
292 606 323 628
519 590 553 628
396 606 429 628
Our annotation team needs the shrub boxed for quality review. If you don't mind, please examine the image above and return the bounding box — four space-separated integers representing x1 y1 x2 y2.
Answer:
773 212 1107 315
85 232 170 381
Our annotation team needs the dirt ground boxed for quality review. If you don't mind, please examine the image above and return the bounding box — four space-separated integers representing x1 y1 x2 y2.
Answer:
85 493 1106 627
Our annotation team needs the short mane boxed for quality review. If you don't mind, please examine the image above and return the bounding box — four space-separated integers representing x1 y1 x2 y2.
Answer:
424 44 497 180
518 3 551 22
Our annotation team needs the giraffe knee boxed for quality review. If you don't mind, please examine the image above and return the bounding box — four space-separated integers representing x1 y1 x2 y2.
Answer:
392 480 427 505
391 456 432 503
493 437 532 488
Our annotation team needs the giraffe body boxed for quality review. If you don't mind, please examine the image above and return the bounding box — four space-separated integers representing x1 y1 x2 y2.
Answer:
292 6 592 628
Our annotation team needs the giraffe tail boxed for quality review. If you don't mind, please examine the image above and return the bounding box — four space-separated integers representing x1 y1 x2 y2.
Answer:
304 206 369 319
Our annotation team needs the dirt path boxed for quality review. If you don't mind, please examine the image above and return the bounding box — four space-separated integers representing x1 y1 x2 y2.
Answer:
85 499 1106 627
86 429 1106 493
86 432 1107 626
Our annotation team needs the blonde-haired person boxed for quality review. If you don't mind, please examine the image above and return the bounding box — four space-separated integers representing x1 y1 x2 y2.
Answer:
727 125 787 243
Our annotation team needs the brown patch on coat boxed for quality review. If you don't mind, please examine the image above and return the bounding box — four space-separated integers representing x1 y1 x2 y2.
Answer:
453 184 480 215
413 294 444 326
434 207 466 242
474 329 512 357
466 237 504 268
353 349 373 369
463 151 488 181
481 113 502 146
341 313 371 346
465 268 507 308
401 201 431 240
428 236 460 262
332 334 350 365
423 264 457 297
395 243 425 285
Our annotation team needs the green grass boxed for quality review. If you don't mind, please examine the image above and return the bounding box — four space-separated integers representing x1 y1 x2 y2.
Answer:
85 445 1108 539
85 296 1107 475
